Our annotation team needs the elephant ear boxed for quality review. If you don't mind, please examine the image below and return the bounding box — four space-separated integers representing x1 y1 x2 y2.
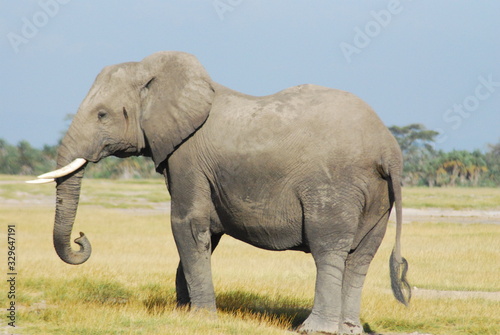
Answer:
139 52 214 170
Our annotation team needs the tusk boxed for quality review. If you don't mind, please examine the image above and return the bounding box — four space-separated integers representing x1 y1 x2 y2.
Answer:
37 158 87 180
26 178 55 184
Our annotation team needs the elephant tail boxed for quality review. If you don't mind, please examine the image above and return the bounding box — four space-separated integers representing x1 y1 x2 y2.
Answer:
389 169 411 306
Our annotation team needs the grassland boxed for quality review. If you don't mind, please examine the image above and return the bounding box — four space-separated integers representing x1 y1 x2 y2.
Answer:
1 176 499 334
402 187 500 210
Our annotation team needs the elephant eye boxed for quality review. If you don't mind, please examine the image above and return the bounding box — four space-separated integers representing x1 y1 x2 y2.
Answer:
97 111 108 121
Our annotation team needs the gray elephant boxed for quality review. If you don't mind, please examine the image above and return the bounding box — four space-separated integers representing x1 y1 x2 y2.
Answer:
30 51 410 334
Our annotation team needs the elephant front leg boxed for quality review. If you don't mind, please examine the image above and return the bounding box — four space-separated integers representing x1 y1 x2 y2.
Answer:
175 263 190 307
172 217 216 312
175 234 223 308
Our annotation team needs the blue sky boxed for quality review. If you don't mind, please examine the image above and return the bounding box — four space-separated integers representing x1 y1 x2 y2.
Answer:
1 1 499 152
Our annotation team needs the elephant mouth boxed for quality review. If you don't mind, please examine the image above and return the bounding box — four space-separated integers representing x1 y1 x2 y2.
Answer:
99 142 143 160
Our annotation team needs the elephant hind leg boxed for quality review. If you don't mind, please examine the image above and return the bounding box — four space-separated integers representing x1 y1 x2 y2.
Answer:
175 233 223 308
339 208 391 334
298 191 362 334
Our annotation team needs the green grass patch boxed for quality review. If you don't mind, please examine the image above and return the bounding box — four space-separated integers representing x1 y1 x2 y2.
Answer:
403 187 500 209
0 179 55 199
80 178 170 208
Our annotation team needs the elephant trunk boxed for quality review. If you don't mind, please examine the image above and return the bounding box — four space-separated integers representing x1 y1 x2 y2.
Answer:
53 143 91 265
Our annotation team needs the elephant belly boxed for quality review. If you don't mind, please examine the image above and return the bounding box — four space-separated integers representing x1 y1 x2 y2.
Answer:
213 192 304 251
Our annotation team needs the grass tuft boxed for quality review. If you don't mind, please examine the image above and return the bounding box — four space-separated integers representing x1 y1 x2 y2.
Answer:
141 285 176 315
217 291 310 328
75 278 132 305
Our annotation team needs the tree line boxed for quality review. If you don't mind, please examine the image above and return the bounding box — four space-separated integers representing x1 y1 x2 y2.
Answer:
389 124 499 187
0 139 157 179
1 123 499 186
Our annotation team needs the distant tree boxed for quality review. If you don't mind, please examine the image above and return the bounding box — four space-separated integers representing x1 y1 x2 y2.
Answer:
429 150 488 187
419 150 445 187
441 151 467 186
484 139 500 186
489 140 500 156
388 124 494 187
0 139 19 174
17 141 39 175
465 150 488 186
389 124 440 186
389 123 439 154
38 144 57 173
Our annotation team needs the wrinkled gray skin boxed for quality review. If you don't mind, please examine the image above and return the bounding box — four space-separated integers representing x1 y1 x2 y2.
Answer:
53 51 410 334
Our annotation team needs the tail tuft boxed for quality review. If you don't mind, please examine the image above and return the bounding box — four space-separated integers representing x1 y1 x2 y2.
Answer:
390 248 411 306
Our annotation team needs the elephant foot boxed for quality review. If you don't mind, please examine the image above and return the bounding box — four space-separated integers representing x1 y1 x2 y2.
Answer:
175 300 217 315
339 320 363 334
297 317 364 335
297 315 339 334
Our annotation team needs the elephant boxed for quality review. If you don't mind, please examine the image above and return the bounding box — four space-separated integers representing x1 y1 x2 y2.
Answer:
29 51 410 334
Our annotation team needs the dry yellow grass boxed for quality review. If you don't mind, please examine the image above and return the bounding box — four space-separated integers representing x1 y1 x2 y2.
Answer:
1 177 499 334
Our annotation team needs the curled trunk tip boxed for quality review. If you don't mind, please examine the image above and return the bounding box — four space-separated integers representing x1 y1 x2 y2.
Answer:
55 231 92 265
53 166 92 265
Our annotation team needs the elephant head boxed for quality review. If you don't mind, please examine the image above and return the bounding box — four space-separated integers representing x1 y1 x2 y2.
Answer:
29 52 215 264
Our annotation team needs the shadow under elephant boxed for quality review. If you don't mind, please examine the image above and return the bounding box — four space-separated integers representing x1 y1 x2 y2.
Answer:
143 288 382 333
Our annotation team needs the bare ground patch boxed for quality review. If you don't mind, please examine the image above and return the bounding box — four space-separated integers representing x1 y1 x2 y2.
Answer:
400 208 500 225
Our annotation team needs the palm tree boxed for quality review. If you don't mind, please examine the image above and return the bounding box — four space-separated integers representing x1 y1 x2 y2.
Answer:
465 150 488 186
440 151 468 186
